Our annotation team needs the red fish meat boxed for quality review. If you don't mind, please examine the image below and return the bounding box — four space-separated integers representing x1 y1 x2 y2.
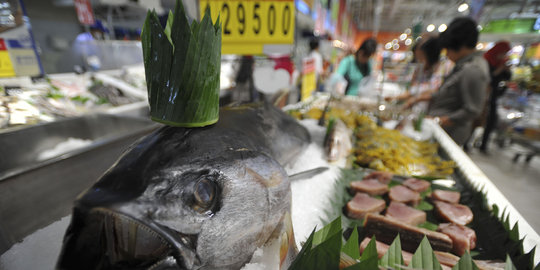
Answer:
437 223 477 256
346 193 386 220
385 201 426 226
350 179 389 196
433 200 474 225
403 178 431 192
431 189 461 204
389 185 421 206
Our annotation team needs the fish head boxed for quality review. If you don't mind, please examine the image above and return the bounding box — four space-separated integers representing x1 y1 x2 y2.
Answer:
56 127 292 270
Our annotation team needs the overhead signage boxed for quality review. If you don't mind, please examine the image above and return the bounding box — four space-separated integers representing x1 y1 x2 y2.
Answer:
199 0 295 55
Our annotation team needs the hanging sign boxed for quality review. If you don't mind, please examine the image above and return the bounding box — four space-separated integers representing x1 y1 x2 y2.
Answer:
301 57 316 101
0 39 15 77
199 0 295 55
74 0 95 26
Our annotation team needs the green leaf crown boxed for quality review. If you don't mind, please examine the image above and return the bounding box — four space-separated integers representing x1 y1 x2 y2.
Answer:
142 1 221 127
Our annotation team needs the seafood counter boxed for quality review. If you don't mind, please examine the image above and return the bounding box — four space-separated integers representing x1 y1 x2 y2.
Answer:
0 67 148 130
0 98 539 269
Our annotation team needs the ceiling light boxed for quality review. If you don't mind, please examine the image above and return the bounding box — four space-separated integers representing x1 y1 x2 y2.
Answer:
438 24 447 32
458 3 469 12
399 33 407 40
392 39 398 45
426 24 435 32
393 44 400 50
404 28 411 34
405 38 412 46
385 42 392 50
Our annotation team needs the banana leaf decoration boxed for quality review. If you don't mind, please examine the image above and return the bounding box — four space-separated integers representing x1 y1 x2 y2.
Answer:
142 0 221 127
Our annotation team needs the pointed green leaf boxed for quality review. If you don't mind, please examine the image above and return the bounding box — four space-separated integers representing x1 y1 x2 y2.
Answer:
410 236 443 270
343 256 378 270
308 231 342 270
415 200 434 211
504 214 511 231
290 230 342 270
505 254 517 270
492 204 500 217
164 10 174 46
314 217 342 246
451 252 479 270
380 234 404 269
342 227 360 260
288 229 316 270
509 222 520 242
360 237 378 262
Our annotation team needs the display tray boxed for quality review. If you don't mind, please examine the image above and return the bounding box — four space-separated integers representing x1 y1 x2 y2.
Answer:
0 114 159 254
285 94 539 265
427 120 540 265
1 105 538 268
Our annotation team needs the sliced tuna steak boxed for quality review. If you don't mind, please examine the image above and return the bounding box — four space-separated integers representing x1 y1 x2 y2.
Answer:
431 189 461 204
350 179 388 195
434 200 473 225
438 223 477 256
389 185 421 206
363 171 393 184
363 214 453 252
346 193 386 220
403 178 431 192
385 201 426 226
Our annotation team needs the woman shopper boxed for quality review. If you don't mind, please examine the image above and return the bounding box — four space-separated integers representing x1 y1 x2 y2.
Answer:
336 38 378 96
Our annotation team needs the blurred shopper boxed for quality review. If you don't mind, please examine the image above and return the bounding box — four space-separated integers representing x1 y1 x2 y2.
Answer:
479 41 512 153
398 37 453 112
336 38 378 96
411 17 490 146
308 39 324 89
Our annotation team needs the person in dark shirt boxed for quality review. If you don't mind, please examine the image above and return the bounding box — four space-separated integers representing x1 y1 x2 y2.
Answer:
412 17 490 146
479 41 512 153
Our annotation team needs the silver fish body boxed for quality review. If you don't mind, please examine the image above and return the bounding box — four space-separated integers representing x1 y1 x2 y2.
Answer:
56 102 310 270
324 118 353 162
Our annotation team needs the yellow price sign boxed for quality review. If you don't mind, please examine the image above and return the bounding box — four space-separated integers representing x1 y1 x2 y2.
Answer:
199 0 295 54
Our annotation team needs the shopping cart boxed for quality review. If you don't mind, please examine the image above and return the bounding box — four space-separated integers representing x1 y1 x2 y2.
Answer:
496 90 540 163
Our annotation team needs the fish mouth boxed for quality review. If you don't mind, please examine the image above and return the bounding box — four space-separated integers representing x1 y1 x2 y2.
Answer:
80 208 200 269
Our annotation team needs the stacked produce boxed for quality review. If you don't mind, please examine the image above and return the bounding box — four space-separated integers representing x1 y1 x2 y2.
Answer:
288 95 455 177
354 115 455 177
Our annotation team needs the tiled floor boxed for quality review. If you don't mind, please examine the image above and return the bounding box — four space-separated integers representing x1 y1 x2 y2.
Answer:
467 142 540 232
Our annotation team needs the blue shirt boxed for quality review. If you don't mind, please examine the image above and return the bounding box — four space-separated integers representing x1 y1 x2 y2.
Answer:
336 55 371 96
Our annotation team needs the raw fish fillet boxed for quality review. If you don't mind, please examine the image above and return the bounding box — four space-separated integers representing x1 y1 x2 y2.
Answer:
346 193 386 220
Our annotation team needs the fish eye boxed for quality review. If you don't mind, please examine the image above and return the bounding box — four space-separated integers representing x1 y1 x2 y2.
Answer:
193 179 216 212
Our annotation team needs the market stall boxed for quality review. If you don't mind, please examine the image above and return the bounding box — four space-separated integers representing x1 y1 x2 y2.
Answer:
1 93 539 269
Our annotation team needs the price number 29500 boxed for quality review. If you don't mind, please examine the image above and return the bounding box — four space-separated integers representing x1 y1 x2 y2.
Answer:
200 0 294 44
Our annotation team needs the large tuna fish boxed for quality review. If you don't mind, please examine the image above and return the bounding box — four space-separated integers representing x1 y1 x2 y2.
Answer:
56 102 310 270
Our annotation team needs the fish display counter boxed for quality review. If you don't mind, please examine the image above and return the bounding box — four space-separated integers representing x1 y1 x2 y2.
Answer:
0 96 539 269
286 93 540 267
